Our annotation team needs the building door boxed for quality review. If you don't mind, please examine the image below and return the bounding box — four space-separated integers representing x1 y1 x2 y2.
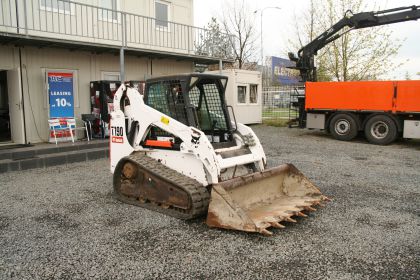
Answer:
6 69 25 144
0 71 11 142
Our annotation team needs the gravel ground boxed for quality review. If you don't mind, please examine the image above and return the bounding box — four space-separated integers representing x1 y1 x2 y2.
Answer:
0 126 419 280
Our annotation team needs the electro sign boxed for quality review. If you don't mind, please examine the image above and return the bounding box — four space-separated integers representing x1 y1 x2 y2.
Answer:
270 56 301 85
48 72 74 118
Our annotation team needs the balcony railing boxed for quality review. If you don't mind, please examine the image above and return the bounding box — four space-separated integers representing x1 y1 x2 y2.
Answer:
0 0 234 60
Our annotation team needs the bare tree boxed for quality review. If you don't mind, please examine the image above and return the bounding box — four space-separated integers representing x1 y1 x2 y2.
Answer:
220 0 258 69
288 0 333 80
288 0 403 81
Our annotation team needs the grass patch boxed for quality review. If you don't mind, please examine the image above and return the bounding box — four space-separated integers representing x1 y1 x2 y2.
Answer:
262 118 290 127
262 108 297 119
262 108 296 127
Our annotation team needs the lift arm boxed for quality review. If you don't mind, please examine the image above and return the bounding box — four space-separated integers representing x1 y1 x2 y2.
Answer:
288 5 420 82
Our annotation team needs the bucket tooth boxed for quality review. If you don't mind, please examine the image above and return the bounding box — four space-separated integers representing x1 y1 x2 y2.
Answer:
270 221 285 229
260 228 273 236
304 206 316 212
285 217 297 223
313 201 325 207
296 212 308 218
323 196 332 202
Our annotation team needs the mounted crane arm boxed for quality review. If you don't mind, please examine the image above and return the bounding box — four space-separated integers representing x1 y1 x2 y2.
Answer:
288 5 420 82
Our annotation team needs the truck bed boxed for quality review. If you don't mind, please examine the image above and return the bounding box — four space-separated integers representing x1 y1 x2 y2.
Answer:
305 80 420 113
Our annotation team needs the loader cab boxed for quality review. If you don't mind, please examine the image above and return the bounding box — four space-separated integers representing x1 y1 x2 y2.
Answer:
144 74 234 148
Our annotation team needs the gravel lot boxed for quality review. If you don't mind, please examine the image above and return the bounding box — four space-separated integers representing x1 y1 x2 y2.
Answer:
0 126 419 280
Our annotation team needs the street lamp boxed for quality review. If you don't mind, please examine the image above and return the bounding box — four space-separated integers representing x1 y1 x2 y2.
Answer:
254 6 282 71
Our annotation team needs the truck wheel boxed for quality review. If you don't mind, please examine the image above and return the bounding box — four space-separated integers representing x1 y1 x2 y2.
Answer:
329 113 358 141
364 115 397 145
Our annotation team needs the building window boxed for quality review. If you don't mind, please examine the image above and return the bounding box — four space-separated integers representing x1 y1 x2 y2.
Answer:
237 86 246 104
101 72 121 81
40 0 71 14
250 84 258 103
155 1 169 29
100 0 119 22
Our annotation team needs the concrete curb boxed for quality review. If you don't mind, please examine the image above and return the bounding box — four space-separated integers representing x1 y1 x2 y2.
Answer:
0 142 109 173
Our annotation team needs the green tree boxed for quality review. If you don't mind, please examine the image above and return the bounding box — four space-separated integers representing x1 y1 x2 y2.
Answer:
289 0 403 81
195 17 233 59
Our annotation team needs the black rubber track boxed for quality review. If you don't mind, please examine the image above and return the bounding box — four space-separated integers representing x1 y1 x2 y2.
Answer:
113 152 210 220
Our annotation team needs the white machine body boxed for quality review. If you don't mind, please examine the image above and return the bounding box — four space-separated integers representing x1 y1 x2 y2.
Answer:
109 85 266 186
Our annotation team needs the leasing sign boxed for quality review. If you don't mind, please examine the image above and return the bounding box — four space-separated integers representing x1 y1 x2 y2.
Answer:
48 72 74 118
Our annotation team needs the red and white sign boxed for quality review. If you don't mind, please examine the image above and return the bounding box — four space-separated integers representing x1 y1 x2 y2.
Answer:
112 136 123 143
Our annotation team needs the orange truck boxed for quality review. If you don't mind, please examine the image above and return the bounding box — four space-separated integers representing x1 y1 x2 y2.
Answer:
304 80 420 145
287 5 420 145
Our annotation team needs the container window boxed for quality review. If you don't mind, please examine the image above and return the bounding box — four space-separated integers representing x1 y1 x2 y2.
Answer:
237 86 246 104
250 84 258 103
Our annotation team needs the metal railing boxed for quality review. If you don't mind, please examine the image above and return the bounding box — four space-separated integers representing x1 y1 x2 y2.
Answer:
0 0 234 60
262 86 304 120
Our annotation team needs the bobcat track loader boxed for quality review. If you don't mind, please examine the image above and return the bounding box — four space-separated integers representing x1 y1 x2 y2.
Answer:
110 74 328 236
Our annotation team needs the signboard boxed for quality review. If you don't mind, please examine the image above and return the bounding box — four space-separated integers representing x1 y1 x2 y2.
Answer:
48 72 74 118
47 72 75 143
270 56 301 85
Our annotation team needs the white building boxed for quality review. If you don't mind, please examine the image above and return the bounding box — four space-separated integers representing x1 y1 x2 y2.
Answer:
0 0 233 144
209 69 262 125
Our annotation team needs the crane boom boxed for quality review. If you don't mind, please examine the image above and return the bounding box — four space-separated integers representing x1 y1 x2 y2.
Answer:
288 5 420 82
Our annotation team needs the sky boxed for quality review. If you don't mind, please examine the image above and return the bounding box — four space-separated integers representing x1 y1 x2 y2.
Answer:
193 0 420 80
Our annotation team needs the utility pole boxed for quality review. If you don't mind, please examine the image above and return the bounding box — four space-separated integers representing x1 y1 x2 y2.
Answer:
254 7 281 68
254 6 281 85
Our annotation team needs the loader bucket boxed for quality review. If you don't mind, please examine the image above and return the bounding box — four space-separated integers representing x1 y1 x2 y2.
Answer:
206 164 329 236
